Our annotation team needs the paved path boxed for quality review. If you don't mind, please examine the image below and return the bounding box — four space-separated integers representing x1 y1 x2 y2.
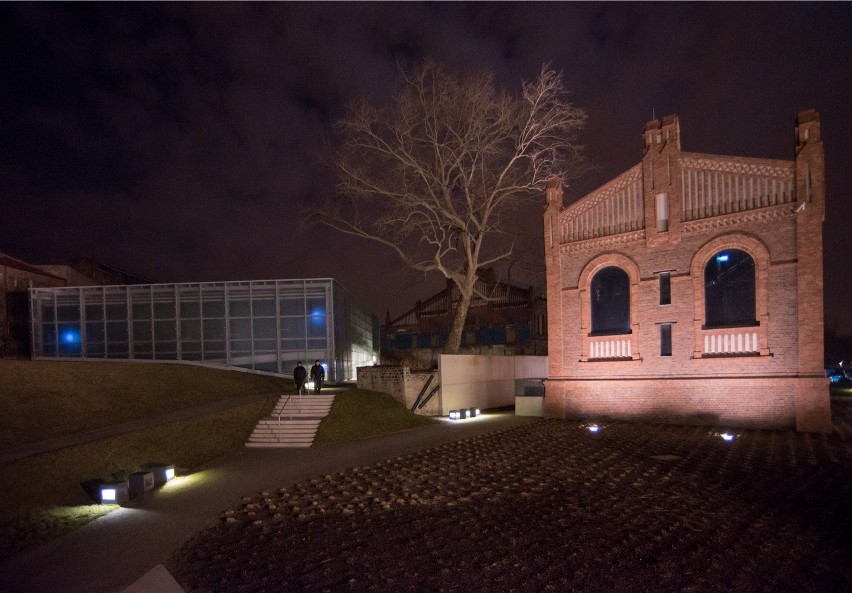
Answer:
0 409 535 593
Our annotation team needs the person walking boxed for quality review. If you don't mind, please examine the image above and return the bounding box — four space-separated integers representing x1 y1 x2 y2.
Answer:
310 360 325 393
293 361 307 394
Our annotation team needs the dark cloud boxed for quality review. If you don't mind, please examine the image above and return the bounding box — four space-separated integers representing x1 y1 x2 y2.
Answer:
2 2 851 332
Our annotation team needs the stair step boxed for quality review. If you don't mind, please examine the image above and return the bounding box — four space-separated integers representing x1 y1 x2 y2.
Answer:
245 394 336 448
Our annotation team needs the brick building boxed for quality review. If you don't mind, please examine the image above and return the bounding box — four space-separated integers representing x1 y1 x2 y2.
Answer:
382 270 547 368
543 110 830 432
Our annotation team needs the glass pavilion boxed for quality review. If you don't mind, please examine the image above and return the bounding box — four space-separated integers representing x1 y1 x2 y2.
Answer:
29 278 377 381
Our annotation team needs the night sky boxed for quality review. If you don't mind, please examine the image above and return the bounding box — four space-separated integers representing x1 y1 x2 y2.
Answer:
2 3 851 333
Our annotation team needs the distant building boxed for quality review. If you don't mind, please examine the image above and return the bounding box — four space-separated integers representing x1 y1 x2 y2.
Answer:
382 270 547 368
543 110 830 432
29 278 378 381
1 254 153 357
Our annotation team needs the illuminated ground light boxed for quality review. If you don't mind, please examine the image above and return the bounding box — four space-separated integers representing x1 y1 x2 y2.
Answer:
719 432 736 442
146 463 176 486
448 408 481 420
99 480 130 505
581 422 602 433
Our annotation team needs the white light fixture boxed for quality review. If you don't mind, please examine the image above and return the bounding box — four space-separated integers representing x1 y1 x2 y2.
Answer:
588 424 600 433
99 480 129 505
449 410 460 420
720 432 735 442
147 463 176 486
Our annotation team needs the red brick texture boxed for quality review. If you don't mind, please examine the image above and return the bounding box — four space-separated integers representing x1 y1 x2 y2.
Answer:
544 111 831 432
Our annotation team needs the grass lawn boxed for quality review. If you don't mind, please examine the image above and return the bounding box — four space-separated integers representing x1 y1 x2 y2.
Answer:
314 389 435 446
0 362 435 560
0 359 292 448
0 397 276 560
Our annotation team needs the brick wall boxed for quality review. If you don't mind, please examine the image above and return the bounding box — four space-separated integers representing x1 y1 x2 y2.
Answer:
356 365 439 415
543 111 831 432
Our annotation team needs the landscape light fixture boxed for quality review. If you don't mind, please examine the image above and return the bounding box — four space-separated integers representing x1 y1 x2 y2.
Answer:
720 432 735 442
99 480 130 505
128 471 155 498
147 463 176 486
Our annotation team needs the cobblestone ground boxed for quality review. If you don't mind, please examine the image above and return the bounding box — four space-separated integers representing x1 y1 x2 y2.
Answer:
168 401 852 593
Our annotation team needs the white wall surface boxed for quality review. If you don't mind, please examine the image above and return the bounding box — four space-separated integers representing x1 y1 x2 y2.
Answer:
438 355 547 415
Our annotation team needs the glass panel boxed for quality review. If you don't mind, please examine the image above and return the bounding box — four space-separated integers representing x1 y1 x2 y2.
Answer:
86 323 105 342
106 322 128 342
229 300 251 317
253 299 276 317
133 321 152 341
202 300 225 317
106 343 128 357
203 319 225 340
281 317 305 338
57 306 80 323
253 318 276 340
307 318 327 338
661 324 672 356
181 320 202 340
132 302 152 319
704 249 756 327
279 297 305 316
42 305 57 323
307 338 328 350
180 302 201 318
230 319 251 340
106 303 127 321
590 266 630 335
154 320 177 341
659 273 671 306
57 324 82 355
154 301 175 319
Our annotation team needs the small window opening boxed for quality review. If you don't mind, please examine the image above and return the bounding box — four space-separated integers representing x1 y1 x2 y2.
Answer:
659 272 671 305
656 193 669 232
660 324 672 356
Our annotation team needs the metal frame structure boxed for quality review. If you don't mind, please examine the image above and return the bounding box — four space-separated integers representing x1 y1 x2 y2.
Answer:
29 278 377 381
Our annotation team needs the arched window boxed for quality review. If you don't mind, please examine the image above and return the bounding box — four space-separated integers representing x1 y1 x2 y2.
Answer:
590 266 630 335
704 249 756 327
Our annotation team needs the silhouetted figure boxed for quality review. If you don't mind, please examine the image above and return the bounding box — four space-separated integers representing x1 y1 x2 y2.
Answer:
293 361 307 393
310 360 325 393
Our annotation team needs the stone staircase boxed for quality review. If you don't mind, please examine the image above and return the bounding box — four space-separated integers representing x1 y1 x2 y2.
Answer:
245 393 336 448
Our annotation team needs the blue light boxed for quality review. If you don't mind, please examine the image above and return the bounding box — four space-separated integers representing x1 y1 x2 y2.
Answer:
310 308 325 324
716 254 729 262
62 329 80 344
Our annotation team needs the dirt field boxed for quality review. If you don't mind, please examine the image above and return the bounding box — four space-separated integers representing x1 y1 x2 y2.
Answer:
168 401 852 592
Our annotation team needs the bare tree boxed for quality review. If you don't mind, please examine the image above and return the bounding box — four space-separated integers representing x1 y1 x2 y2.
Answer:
312 60 586 353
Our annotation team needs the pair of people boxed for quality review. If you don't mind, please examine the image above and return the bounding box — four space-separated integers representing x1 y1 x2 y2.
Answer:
293 360 325 393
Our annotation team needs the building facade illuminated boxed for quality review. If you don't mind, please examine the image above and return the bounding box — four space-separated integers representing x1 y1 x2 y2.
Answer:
544 110 830 432
29 278 377 381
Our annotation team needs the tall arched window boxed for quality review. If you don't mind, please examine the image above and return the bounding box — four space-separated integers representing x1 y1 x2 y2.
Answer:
590 266 630 335
704 249 756 327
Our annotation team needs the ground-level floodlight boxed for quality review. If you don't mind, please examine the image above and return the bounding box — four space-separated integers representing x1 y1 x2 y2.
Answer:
720 432 735 442
147 463 176 486
128 471 155 498
99 480 130 505
449 408 481 420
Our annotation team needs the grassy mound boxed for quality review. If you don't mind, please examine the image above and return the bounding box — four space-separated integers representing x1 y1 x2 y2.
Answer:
0 359 291 448
314 389 435 446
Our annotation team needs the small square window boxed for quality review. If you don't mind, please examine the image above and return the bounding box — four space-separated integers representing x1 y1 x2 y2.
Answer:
660 324 672 356
659 272 671 306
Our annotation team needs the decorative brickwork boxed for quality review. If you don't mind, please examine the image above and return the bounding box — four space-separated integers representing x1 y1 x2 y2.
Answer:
544 111 831 432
